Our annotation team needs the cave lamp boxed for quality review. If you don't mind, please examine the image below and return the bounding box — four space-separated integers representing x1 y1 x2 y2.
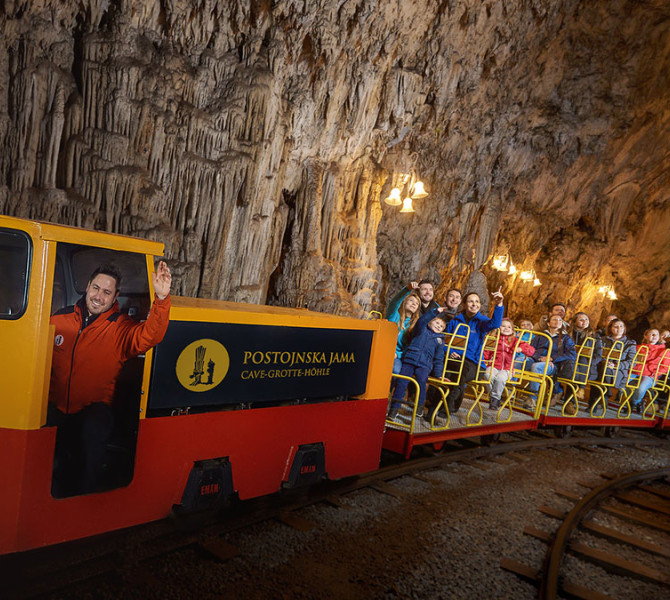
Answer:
492 254 509 271
384 187 402 206
533 277 542 287
399 197 415 213
598 284 617 300
508 263 517 275
410 181 428 199
520 268 535 282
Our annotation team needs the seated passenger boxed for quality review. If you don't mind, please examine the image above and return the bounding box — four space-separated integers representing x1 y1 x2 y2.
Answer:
596 318 636 406
518 318 534 333
628 329 669 413
387 308 447 421
386 289 421 373
527 315 577 408
569 311 603 384
484 318 534 411
596 313 618 337
537 302 569 334
425 288 504 421
515 317 536 368
442 288 462 318
416 279 440 314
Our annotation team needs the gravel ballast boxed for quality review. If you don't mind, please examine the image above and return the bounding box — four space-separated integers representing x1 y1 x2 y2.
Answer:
50 433 670 599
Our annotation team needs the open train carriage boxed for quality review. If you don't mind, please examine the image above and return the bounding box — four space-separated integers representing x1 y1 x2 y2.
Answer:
0 216 396 554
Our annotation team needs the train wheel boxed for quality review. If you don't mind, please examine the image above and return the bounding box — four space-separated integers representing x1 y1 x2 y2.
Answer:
604 426 620 438
430 442 447 455
481 433 500 446
556 426 573 439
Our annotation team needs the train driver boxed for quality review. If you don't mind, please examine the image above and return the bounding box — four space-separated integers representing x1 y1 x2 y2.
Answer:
47 261 172 495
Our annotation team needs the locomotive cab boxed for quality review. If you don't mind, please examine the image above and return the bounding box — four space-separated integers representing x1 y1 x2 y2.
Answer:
0 216 165 515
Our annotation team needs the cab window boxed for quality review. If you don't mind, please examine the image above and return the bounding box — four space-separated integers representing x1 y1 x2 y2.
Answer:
55 244 150 318
0 228 31 319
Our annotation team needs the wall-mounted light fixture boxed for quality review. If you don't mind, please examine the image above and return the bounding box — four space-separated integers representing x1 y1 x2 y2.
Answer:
598 285 617 300
520 268 536 282
492 254 509 271
383 172 429 211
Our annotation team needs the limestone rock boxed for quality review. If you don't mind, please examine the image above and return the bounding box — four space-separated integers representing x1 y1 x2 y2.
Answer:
0 0 668 335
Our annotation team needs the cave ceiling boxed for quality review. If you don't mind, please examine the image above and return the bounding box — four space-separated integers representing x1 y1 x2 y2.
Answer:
1 0 669 334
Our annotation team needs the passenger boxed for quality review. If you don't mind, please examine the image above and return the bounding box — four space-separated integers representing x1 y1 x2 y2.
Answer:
569 312 603 383
385 289 422 373
387 308 448 421
628 329 670 413
484 318 534 411
597 313 618 337
425 288 504 421
518 318 534 332
515 318 536 366
596 318 636 407
417 278 440 314
443 288 462 318
527 315 577 409
537 302 569 334
47 262 172 495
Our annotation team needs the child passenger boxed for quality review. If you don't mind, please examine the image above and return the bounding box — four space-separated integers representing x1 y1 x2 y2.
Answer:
628 329 670 413
387 307 448 421
485 318 534 411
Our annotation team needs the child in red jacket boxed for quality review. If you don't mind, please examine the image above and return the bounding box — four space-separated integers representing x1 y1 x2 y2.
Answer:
485 318 535 411
629 329 670 413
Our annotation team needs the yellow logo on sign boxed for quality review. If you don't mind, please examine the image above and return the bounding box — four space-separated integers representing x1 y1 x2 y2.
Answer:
176 339 230 392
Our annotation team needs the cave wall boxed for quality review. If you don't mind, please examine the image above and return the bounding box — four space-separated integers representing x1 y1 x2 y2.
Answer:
1 0 669 332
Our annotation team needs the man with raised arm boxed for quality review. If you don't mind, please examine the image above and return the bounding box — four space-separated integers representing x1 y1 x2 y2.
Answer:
48 261 172 494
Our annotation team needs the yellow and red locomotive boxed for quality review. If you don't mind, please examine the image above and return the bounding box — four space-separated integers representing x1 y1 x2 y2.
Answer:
0 215 396 554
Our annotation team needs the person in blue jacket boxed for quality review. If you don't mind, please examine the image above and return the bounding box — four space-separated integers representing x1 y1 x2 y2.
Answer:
527 314 577 409
386 288 422 373
425 288 505 422
388 307 448 420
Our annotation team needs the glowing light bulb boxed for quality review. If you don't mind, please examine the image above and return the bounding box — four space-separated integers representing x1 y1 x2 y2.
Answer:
533 278 541 287
410 181 428 199
492 255 509 271
508 264 517 275
399 197 415 213
384 188 402 206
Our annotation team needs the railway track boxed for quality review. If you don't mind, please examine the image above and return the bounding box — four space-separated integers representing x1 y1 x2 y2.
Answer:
503 467 670 599
2 429 668 599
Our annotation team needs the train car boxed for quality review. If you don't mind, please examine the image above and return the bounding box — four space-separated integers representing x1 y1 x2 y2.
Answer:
0 215 396 555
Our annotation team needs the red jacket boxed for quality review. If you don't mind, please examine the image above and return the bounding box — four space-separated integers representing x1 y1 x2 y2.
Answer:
49 295 170 414
639 343 670 378
485 335 535 371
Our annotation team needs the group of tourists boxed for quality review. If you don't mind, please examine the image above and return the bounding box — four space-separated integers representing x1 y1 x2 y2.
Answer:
385 280 670 424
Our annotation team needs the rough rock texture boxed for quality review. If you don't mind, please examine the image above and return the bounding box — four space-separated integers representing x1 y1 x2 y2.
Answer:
1 1 669 329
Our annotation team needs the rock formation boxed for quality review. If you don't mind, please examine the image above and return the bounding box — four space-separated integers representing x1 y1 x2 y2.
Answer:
1 0 669 333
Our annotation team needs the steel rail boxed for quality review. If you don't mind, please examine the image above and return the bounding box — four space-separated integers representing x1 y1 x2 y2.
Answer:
539 467 670 600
